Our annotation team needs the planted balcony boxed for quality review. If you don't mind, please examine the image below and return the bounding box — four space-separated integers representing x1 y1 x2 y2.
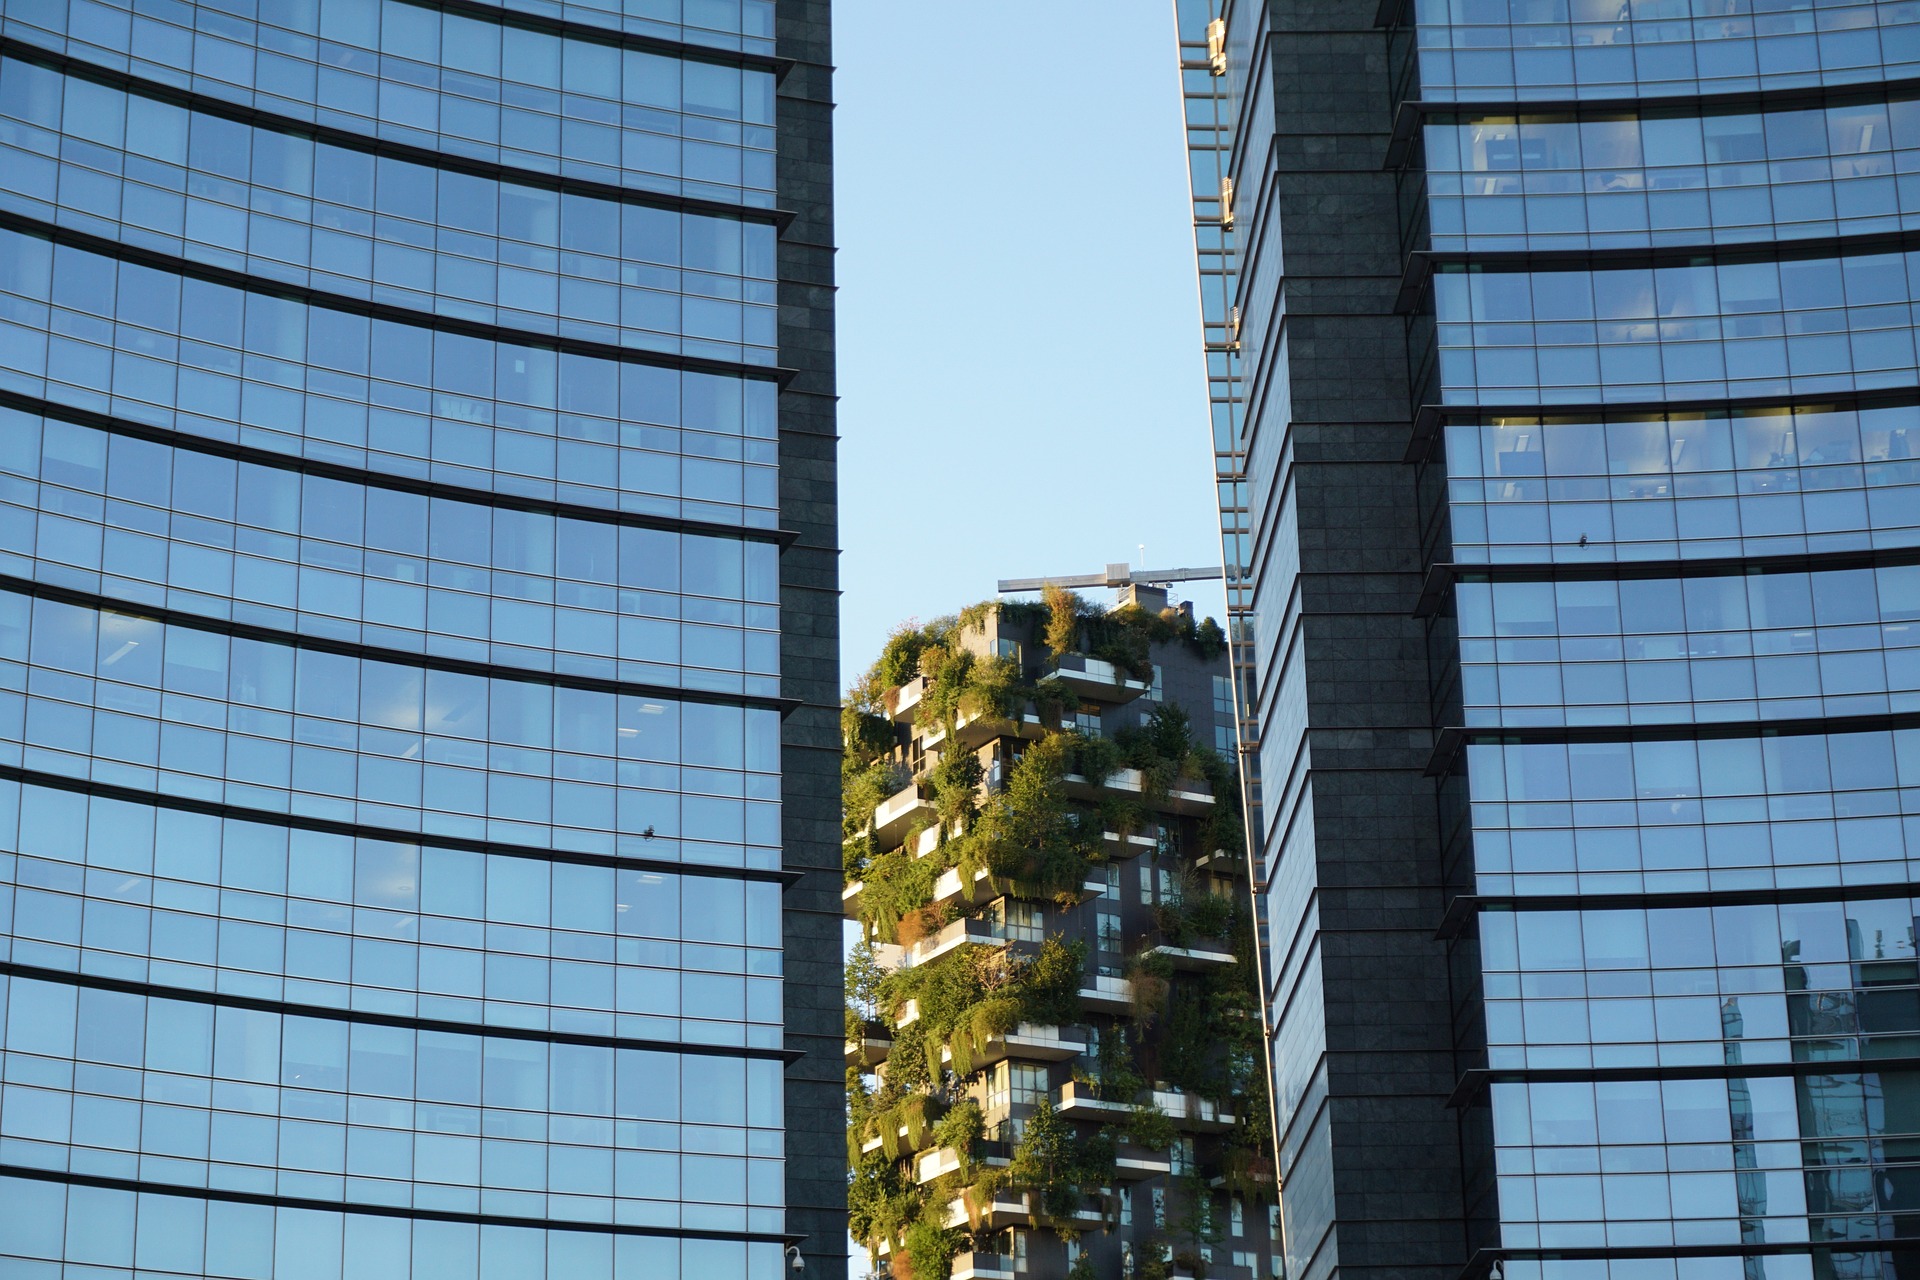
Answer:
940 1022 1087 1071
1152 1087 1237 1133
1194 846 1245 877
1077 972 1133 1014
903 915 1007 968
887 674 927 723
872 781 937 843
1052 651 1152 703
844 1016 892 1068
1141 892 1242 970
950 1253 1017 1280
1115 1142 1175 1181
914 1137 1010 1186
1140 932 1238 971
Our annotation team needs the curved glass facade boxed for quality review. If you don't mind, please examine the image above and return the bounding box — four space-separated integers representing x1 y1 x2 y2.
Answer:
0 223 782 521
1191 0 1920 1271
1409 0 1920 101
1422 93 1920 254
1443 400 1920 564
0 55 779 353
4 0 779 205
0 0 840 1272
0 404 783 692
1415 0 1920 1271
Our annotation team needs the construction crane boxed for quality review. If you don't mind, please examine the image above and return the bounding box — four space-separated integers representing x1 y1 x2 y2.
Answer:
996 563 1225 594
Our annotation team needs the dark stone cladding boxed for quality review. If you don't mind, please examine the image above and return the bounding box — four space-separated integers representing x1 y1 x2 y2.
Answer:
1254 1 1467 1277
772 0 845 1275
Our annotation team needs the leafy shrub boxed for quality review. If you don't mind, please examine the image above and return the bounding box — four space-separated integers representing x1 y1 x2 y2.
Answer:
1159 991 1214 1095
844 758 908 840
847 1147 912 1247
1043 584 1081 662
1127 1103 1179 1153
1003 1100 1112 1224
1021 937 1086 1028
1194 615 1228 658
1186 891 1234 940
927 747 984 829
843 707 895 764
1072 732 1125 785
901 1216 960 1280
877 624 930 690
931 1098 985 1174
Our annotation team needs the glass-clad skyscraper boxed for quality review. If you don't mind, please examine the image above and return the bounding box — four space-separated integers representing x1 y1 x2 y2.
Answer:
0 0 843 1275
1181 0 1920 1278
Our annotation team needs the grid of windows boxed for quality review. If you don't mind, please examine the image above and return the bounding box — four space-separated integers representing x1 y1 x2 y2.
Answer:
1466 730 1920 895
0 57 778 356
1441 401 1920 565
1457 562 1920 725
1481 897 1920 1067
0 775 784 1044
0 225 781 524
1410 0 1920 102
456 0 777 50
0 973 784 1227
1491 1070 1920 1250
0 1174 792 1278
0 406 781 694
0 588 784 863
0 0 811 1265
1396 0 1920 1269
1433 250 1920 405
1422 94 1920 254
4 0 780 205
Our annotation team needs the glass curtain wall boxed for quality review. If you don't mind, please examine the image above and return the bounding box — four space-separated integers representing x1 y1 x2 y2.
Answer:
1183 0 1920 1274
1406 0 1920 1276
0 0 838 1275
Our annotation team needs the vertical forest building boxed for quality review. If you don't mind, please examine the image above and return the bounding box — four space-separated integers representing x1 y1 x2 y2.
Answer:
844 586 1279 1280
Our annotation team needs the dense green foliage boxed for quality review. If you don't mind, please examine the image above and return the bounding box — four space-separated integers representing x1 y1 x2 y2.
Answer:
986 1099 1114 1225
1042 584 1230 680
843 599 1272 1270
871 938 1087 1083
902 1217 961 1280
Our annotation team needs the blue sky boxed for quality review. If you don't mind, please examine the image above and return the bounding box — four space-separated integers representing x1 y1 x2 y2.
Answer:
831 1 1226 690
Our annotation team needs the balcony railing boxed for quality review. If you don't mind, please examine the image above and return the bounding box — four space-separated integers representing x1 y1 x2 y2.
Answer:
903 916 1007 968
950 1253 1017 1280
1064 765 1143 800
913 1139 1012 1185
871 782 936 842
941 1022 1088 1070
844 1019 892 1068
887 676 926 722
1052 653 1151 703
1140 928 1237 971
1115 1141 1175 1180
1077 972 1132 1013
1054 1081 1237 1133
939 1188 1107 1232
1165 775 1216 814
1152 1087 1237 1132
